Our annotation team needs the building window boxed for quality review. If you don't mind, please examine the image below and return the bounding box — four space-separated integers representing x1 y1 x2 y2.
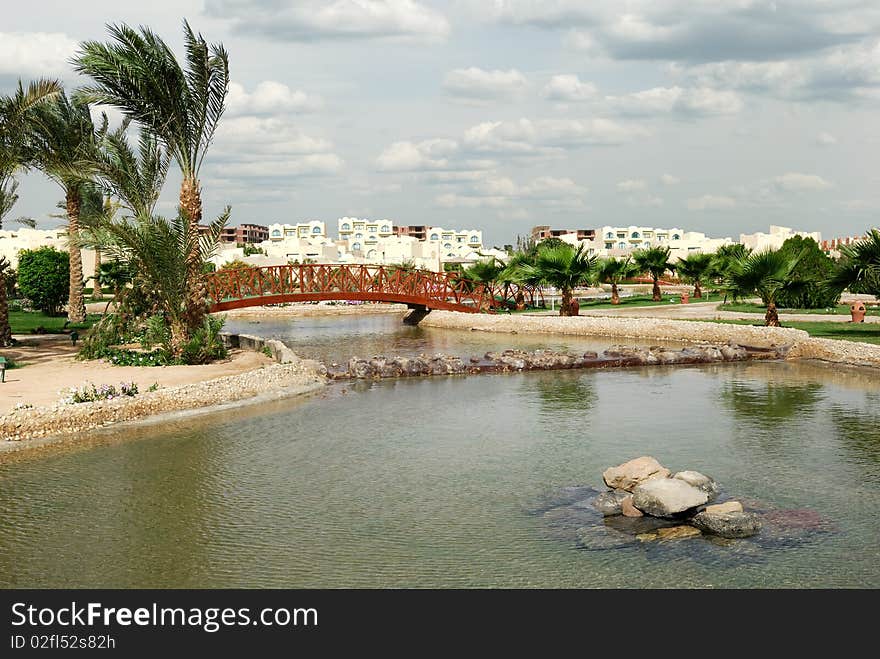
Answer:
470 236 479 243
444 242 452 249
312 226 321 233
366 249 376 259
355 233 363 239
457 237 464 243
352 242 361 251
618 242 626 250
381 225 389 232
430 233 439 240
672 234 680 240
632 232 640 238
369 226 377 232
272 229 281 237
605 242 613 249
341 223 350 231
606 232 613 239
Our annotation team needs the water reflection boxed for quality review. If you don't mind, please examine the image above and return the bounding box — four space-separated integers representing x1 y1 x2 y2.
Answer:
720 379 824 422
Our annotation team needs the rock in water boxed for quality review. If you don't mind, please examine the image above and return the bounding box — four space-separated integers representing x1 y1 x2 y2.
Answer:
691 511 762 538
673 470 720 501
705 501 743 515
592 490 631 516
621 496 643 517
602 456 671 492
638 525 702 542
632 479 708 517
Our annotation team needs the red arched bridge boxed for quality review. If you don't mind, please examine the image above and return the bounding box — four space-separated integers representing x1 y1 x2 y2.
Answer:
205 264 498 323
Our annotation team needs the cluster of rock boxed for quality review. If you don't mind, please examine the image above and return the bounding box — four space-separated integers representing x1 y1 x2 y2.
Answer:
592 456 762 541
328 343 786 380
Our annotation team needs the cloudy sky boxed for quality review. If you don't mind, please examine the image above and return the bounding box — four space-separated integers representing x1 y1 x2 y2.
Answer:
3 0 879 246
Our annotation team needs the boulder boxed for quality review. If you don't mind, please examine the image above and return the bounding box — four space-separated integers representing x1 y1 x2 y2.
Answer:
638 525 702 542
592 490 630 516
673 470 720 501
632 479 708 517
705 501 743 515
621 496 643 518
691 511 762 538
602 456 671 492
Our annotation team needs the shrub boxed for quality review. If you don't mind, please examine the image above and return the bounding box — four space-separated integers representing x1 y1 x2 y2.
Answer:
17 247 69 314
179 315 228 365
61 381 139 404
777 236 839 308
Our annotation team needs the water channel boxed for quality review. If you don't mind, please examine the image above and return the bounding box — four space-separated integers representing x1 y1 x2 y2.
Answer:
1 312 878 587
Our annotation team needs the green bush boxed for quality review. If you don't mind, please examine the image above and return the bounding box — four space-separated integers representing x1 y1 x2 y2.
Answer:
141 314 171 351
180 315 228 365
777 236 839 308
17 247 69 315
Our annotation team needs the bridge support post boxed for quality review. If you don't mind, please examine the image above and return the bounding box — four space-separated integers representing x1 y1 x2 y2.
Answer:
402 304 431 325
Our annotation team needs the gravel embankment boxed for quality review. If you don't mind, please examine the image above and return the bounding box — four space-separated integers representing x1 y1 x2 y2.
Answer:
0 356 327 453
421 311 880 368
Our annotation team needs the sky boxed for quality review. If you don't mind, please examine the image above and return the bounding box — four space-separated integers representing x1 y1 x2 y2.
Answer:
2 0 879 246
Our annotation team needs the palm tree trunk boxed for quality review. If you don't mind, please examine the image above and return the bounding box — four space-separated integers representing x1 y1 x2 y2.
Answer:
765 301 780 327
91 248 103 300
560 288 572 316
0 261 12 347
652 276 661 302
66 188 86 324
180 176 205 338
693 280 702 298
611 282 620 304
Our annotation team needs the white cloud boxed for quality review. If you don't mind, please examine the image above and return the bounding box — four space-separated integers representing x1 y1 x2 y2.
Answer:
686 195 737 210
435 175 587 209
617 179 646 192
206 0 450 42
443 67 528 100
774 173 833 190
660 174 680 185
0 31 77 77
226 81 323 115
375 139 460 171
816 132 838 146
608 86 743 117
463 117 646 155
215 155 343 178
542 74 597 101
626 195 664 207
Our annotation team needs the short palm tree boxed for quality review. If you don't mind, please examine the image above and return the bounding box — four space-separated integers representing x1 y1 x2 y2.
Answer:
633 245 674 302
595 256 637 304
0 79 62 228
827 228 880 298
463 257 504 298
26 90 104 323
724 249 803 326
676 252 714 299
519 243 597 316
0 257 13 347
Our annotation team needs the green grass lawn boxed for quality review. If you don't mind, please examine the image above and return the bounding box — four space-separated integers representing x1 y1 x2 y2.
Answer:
504 292 724 313
9 310 100 334
719 301 880 316
693 318 880 345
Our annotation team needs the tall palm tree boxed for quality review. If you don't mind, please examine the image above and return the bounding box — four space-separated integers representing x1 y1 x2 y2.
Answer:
676 252 714 299
827 228 880 298
519 243 597 316
0 257 13 347
633 245 674 302
0 79 62 228
711 243 751 303
595 256 637 305
724 249 803 326
26 90 104 323
73 22 229 288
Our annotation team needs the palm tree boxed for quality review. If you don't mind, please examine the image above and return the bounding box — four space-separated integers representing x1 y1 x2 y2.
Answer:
711 243 751 303
79 208 229 356
676 252 714 299
595 256 637 304
724 249 803 326
74 21 229 276
633 245 674 302
25 90 104 323
519 243 597 316
0 79 62 228
0 257 13 347
827 228 880 298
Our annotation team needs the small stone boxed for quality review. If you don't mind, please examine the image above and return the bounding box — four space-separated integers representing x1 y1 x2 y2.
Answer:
656 525 701 541
592 490 630 516
602 456 671 492
705 501 743 515
621 496 643 517
691 511 762 538
632 479 708 517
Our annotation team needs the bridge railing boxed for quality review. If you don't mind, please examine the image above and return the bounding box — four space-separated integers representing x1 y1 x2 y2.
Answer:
204 264 494 312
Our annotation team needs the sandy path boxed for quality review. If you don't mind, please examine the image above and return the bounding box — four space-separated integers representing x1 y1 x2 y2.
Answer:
0 335 274 414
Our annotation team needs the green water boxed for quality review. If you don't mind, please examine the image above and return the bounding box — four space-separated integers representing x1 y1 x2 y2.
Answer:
1 354 878 588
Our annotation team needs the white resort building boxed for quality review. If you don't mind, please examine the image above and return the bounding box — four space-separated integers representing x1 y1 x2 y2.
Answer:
0 227 98 281
739 225 822 251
